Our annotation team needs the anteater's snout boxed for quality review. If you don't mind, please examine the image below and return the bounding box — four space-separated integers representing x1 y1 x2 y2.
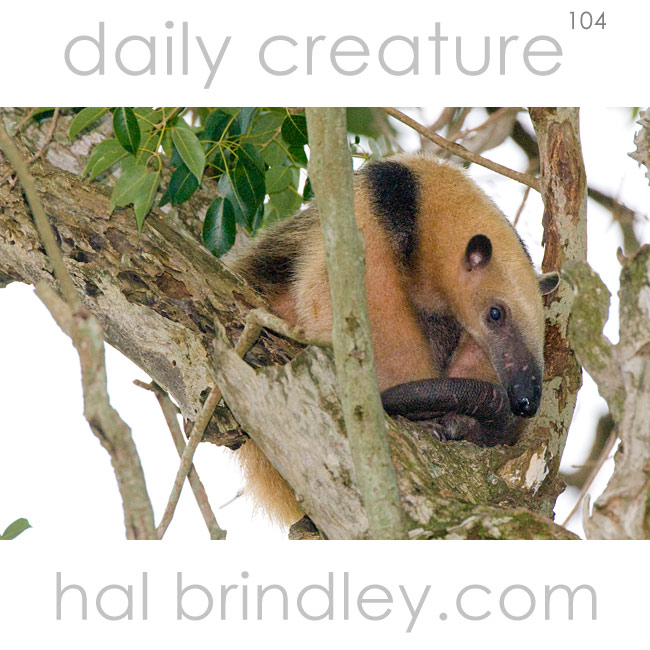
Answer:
512 396 535 418
508 374 542 418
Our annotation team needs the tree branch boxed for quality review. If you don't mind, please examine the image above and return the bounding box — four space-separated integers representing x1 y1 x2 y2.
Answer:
0 121 157 540
135 380 225 540
211 318 576 539
382 107 540 191
305 108 406 540
500 110 642 254
528 108 586 478
584 246 650 539
156 383 225 539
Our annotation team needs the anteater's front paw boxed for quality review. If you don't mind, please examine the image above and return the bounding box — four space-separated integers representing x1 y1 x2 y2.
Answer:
421 413 520 447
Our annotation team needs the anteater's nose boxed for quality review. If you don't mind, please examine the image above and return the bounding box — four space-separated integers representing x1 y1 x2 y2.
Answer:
513 396 536 418
503 362 542 419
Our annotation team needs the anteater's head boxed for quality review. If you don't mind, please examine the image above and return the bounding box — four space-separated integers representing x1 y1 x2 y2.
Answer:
452 232 558 418
366 154 558 420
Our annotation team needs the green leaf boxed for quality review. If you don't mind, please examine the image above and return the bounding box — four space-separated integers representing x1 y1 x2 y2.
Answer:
161 128 174 157
133 170 161 231
1 518 31 540
237 143 264 174
265 165 297 194
83 139 129 180
216 145 266 228
134 107 163 133
268 185 302 219
233 150 265 217
263 202 284 226
30 107 55 119
236 107 258 134
113 107 141 154
261 140 289 167
250 111 285 140
135 133 161 165
110 158 140 211
251 203 265 233
69 107 108 139
110 160 161 230
203 196 236 256
216 172 244 225
246 112 284 147
203 110 232 143
159 163 199 207
217 169 253 228
32 108 56 123
288 144 308 167
346 108 393 139
281 114 308 146
172 125 205 182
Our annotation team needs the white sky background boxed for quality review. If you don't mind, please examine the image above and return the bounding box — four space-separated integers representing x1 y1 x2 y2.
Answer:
1 107 648 541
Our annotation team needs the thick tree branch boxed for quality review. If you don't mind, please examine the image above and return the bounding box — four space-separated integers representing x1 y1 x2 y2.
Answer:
563 261 624 421
211 320 575 539
584 246 650 539
529 108 586 479
305 107 406 540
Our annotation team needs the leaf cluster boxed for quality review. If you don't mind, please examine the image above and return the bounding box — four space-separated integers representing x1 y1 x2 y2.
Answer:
69 107 394 256
69 107 311 255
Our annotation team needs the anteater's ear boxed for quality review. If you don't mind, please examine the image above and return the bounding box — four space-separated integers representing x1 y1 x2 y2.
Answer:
464 234 492 271
538 271 560 295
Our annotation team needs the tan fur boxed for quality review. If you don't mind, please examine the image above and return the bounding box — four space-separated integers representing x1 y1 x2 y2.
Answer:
230 154 544 527
292 178 438 388
237 442 304 526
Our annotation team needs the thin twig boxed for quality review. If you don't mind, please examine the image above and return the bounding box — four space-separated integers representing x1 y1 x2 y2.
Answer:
382 107 540 192
219 489 244 510
514 185 531 226
13 108 39 134
428 107 456 133
452 107 520 143
562 429 618 527
134 380 226 540
156 384 224 538
0 108 61 186
445 107 471 141
0 123 157 539
25 107 60 166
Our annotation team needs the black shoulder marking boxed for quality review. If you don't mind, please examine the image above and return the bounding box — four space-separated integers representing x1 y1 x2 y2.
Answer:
233 206 318 295
363 159 420 266
245 246 296 292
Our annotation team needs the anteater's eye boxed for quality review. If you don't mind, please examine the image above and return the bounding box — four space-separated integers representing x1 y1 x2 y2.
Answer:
489 307 502 321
